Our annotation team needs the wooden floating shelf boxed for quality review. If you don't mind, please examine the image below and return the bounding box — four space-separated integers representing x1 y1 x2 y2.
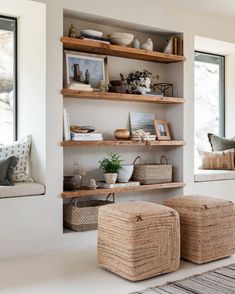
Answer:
61 37 186 63
62 89 185 104
61 140 185 147
61 182 185 198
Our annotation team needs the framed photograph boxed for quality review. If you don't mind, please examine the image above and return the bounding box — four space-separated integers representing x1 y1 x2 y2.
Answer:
63 50 108 91
154 119 171 140
130 112 156 134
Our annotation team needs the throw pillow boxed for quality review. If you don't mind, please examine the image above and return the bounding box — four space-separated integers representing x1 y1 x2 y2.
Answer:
0 156 19 185
199 149 235 170
208 133 235 151
0 135 34 182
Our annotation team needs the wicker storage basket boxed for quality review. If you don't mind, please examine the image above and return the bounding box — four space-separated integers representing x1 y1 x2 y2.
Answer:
63 194 114 232
132 155 172 184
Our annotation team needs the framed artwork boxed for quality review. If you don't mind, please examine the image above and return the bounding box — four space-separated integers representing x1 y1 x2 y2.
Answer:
63 50 108 91
154 119 171 140
130 112 156 134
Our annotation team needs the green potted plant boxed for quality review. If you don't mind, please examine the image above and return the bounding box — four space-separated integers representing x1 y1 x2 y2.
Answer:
99 153 123 184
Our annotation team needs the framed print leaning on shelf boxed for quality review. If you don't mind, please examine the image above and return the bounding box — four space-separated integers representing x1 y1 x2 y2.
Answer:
63 50 108 91
154 119 171 140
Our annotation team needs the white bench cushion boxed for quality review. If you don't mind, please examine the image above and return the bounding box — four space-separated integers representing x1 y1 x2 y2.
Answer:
194 169 235 182
0 182 45 198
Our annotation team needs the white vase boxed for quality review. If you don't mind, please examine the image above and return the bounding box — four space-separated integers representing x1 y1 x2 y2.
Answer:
133 38 140 49
104 173 118 184
141 38 153 51
117 165 134 183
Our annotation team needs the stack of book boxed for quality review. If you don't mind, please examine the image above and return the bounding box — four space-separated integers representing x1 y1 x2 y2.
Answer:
163 36 183 56
97 181 140 189
71 132 103 141
78 34 110 44
130 132 156 141
68 82 92 91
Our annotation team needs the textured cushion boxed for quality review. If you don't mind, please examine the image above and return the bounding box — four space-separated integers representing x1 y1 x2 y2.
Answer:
0 135 33 182
98 201 180 281
208 133 235 151
199 149 235 170
0 156 19 185
0 182 45 198
164 195 235 264
194 169 235 182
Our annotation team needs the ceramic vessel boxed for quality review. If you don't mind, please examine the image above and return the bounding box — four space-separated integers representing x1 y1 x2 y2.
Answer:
88 178 97 190
117 165 134 183
114 129 130 140
141 38 153 51
80 30 103 37
104 173 118 184
133 38 140 49
110 32 134 46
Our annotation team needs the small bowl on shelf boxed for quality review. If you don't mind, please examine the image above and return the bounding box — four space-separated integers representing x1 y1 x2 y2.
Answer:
80 29 103 38
110 32 134 46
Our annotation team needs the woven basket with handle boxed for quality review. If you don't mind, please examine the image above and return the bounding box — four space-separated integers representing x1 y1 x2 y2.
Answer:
63 194 115 232
132 155 172 184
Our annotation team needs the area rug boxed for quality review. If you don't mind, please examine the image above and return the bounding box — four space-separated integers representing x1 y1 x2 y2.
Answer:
129 263 235 294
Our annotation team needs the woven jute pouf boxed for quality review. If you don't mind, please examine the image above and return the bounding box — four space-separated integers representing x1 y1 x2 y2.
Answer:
97 201 180 281
164 195 235 264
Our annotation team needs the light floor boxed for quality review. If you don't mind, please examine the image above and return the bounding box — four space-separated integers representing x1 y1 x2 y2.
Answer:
0 231 234 294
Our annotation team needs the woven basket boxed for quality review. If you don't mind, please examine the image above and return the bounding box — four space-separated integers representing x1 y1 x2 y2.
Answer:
63 194 114 232
132 155 172 184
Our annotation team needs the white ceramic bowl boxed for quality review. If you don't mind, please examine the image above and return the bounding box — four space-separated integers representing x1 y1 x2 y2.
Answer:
110 32 134 46
117 165 134 183
80 30 103 38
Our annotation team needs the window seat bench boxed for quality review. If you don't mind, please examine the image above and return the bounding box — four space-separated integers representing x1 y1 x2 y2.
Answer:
194 169 235 182
0 182 45 198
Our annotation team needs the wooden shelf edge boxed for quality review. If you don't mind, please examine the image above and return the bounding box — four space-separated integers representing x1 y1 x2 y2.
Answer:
61 37 186 63
61 140 185 147
61 182 185 198
61 89 185 104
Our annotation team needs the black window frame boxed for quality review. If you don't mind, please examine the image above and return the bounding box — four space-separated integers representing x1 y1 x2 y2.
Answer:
0 15 17 141
194 51 225 137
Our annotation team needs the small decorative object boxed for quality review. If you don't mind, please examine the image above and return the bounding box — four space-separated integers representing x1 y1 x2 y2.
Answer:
117 164 134 183
109 32 134 46
130 112 156 134
70 125 95 133
130 129 156 141
85 69 90 84
154 119 171 141
64 50 108 91
114 129 130 140
63 176 77 191
68 24 77 38
133 38 140 49
162 37 174 54
73 162 83 189
72 64 81 82
132 155 172 184
141 38 153 51
88 178 97 190
120 70 152 94
99 80 106 92
80 30 103 38
99 153 123 184
153 83 173 97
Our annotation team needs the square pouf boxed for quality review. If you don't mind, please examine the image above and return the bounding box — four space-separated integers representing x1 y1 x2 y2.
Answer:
164 195 235 264
97 201 180 281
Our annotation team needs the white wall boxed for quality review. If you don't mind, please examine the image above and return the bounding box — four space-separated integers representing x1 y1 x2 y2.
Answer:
0 0 235 259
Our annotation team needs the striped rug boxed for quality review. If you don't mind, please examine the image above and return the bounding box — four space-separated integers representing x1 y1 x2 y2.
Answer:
130 264 235 294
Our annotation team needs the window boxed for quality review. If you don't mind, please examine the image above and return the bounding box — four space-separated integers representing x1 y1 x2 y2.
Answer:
0 16 17 144
194 52 225 168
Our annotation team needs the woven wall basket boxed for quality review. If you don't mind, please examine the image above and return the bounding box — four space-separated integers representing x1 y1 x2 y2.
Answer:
132 156 172 184
63 194 114 232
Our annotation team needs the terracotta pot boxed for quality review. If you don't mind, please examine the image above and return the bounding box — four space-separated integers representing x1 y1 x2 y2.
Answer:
114 129 130 140
104 173 118 184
